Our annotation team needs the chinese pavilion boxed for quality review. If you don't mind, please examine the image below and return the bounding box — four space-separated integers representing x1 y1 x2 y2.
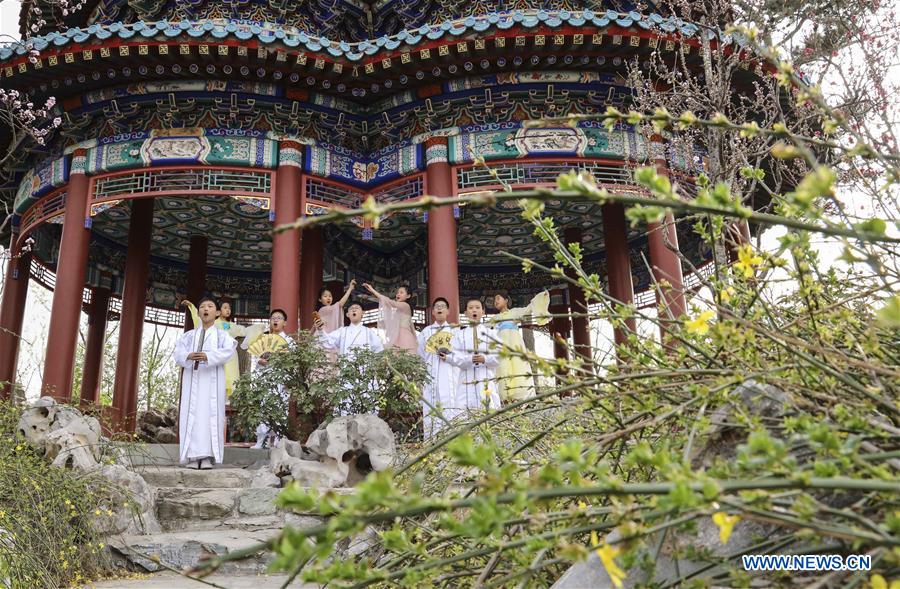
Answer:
0 2 760 430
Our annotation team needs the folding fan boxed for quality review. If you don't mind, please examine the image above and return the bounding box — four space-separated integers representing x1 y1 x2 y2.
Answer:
424 330 454 355
247 334 288 358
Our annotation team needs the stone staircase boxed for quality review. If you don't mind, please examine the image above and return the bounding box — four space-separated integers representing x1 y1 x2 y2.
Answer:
110 445 325 575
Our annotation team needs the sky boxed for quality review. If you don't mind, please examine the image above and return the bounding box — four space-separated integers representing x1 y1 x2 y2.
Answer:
0 3 892 400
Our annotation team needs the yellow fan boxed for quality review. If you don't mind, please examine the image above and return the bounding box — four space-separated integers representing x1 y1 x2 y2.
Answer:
247 334 288 358
425 330 454 354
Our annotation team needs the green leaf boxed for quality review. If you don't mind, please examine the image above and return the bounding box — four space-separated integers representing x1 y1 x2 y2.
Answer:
875 295 900 328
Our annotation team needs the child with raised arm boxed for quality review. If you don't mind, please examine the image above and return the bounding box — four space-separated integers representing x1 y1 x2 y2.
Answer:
315 279 356 334
448 298 501 415
363 282 418 353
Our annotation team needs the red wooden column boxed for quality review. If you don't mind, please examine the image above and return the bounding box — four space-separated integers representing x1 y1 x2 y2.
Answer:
111 198 154 431
43 149 92 401
299 227 324 330
184 234 208 329
647 136 686 330
563 227 591 360
424 137 460 324
271 142 303 333
0 230 32 399
80 287 110 407
601 203 637 347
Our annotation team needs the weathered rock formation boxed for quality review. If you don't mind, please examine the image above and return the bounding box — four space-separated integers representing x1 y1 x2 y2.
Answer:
269 414 397 488
136 407 178 444
17 397 160 535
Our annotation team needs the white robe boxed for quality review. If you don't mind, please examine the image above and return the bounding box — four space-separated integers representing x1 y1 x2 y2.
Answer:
417 322 458 438
317 323 384 355
448 324 501 415
250 331 293 441
317 323 384 415
175 326 237 464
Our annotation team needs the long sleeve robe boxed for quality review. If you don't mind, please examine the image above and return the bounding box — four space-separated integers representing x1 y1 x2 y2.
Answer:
448 324 501 414
417 322 458 437
490 291 550 402
376 294 418 352
317 323 384 355
174 326 237 464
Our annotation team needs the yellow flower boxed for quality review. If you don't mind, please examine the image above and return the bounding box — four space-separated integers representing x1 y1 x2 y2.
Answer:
870 575 886 589
720 286 736 303
734 245 763 278
578 501 588 511
712 511 741 544
590 531 626 588
684 310 716 335
482 385 491 398
94 509 102 516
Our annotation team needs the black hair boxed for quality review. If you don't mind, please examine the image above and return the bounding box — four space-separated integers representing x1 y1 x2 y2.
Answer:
270 308 288 320
198 295 219 310
493 292 513 308
316 286 334 311
464 298 484 310
345 300 363 312
395 284 414 313
432 296 450 309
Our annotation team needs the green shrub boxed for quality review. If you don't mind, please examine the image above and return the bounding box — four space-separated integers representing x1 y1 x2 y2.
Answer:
230 331 429 439
0 401 112 588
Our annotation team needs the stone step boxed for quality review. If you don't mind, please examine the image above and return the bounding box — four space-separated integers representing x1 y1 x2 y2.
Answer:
117 443 269 467
138 466 256 488
110 529 279 575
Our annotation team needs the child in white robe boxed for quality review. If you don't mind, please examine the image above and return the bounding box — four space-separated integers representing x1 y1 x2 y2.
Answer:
448 298 501 415
315 302 384 355
174 296 237 469
249 308 292 449
417 296 458 438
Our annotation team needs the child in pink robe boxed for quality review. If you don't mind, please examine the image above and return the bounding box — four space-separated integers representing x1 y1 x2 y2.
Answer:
363 283 418 353
315 280 356 363
316 280 356 333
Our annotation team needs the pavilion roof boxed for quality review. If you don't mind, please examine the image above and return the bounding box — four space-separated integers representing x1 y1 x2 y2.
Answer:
1 10 723 63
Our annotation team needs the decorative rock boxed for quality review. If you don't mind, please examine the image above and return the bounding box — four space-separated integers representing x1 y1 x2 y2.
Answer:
155 427 177 444
289 459 346 488
304 415 396 485
91 465 161 536
142 408 167 427
250 470 282 489
237 488 280 516
17 397 102 469
691 379 790 469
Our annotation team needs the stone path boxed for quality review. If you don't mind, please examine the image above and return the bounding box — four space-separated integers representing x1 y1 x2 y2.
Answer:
85 571 304 588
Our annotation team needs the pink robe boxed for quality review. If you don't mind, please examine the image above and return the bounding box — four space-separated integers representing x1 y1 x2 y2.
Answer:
377 294 418 352
317 303 343 363
318 303 344 333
